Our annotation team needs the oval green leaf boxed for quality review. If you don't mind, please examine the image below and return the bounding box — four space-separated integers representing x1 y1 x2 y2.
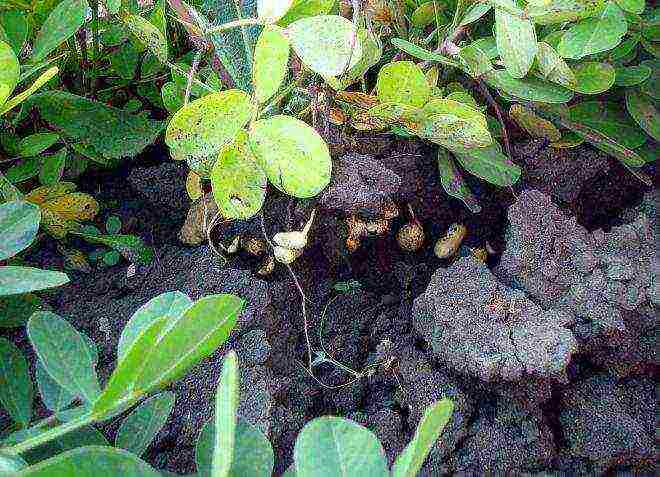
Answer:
39 148 67 186
294 416 388 477
614 65 652 86
0 201 40 261
0 10 29 54
286 15 362 78
625 90 660 141
494 0 538 78
116 391 175 457
165 90 255 160
27 311 100 403
253 26 290 104
277 0 335 27
249 115 331 198
536 42 577 88
31 0 88 63
450 143 521 187
0 40 19 105
0 337 33 427
571 61 615 94
211 131 267 219
18 132 60 157
485 69 574 103
376 61 431 108
121 13 168 63
15 446 161 476
0 266 69 296
569 101 647 148
35 360 76 412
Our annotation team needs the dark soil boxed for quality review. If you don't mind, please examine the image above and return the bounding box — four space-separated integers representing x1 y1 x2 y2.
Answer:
1 134 655 476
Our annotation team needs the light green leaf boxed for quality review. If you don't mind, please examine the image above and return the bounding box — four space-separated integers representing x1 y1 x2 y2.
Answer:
625 90 659 141
376 61 430 108
0 337 33 427
121 13 168 63
0 10 29 55
535 42 577 88
211 130 267 219
526 0 605 24
0 40 19 106
294 417 388 477
212 352 239 477
165 90 255 161
391 399 454 477
253 26 290 104
411 2 446 28
27 311 100 403
249 115 331 198
336 28 382 89
116 392 175 457
614 0 644 14
117 291 193 361
450 143 521 187
0 66 58 117
15 446 161 476
103 0 120 14
557 1 627 59
0 266 69 296
18 132 60 157
485 69 574 102
569 101 647 148
30 91 165 160
458 42 493 78
494 0 537 78
31 0 88 63
277 0 335 27
390 38 461 68
196 417 274 477
0 201 40 261
35 360 76 412
258 0 294 22
571 61 615 94
39 148 67 186
614 65 652 86
436 149 482 213
286 15 362 78
460 3 492 26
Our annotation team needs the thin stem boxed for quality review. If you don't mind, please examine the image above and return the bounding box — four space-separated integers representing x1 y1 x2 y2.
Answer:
2 414 94 456
184 51 203 105
166 61 216 93
204 17 263 34
89 0 100 98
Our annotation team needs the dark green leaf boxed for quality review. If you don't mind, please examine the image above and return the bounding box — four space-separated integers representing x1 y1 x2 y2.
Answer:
20 426 109 465
436 149 482 213
0 337 33 427
6 157 42 183
614 64 652 86
450 143 521 187
625 90 659 141
116 392 175 457
73 232 154 265
39 148 67 186
569 101 647 148
485 69 574 102
18 132 60 157
35 360 76 412
31 0 88 63
0 10 29 54
571 61 615 94
0 294 44 328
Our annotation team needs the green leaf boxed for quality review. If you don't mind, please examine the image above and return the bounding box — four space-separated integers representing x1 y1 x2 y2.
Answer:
0 10 29 54
105 215 121 234
212 352 239 477
411 2 447 28
460 3 492 26
639 59 659 99
27 311 100 403
160 81 184 113
571 61 615 94
391 399 454 477
614 64 651 86
15 446 161 476
39 148 67 186
0 294 44 328
277 0 335 27
121 13 168 63
6 157 42 183
569 101 647 148
494 0 537 78
0 266 69 296
249 115 331 198
116 391 175 457
211 131 267 219
20 426 109 465
72 232 153 265
0 451 26 472
0 67 59 116
253 26 290 104
390 38 461 68
35 360 76 412
0 201 40 261
0 337 33 427
294 417 388 477
485 69 574 102
205 0 260 93
103 0 120 14
31 91 165 160
614 0 644 14
165 90 255 161
458 42 494 78
436 149 482 214
31 0 88 63
526 0 605 24
414 98 492 148
625 90 659 141
450 143 521 187
535 42 577 88
286 15 362 78
336 28 382 89
557 1 627 59
0 40 19 106
376 61 431 108
196 417 274 477
117 291 192 361
258 0 294 22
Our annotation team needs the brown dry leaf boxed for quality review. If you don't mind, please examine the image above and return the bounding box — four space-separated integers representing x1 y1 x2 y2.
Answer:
349 111 389 131
510 104 562 141
328 108 347 125
178 192 219 245
335 91 380 110
186 170 203 201
41 192 99 221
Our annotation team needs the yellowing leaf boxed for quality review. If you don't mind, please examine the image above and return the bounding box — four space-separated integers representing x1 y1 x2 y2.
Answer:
25 182 77 206
509 104 561 141
121 13 168 63
185 171 203 201
42 192 99 222
253 26 290 104
0 40 19 106
376 61 431 108
494 0 538 78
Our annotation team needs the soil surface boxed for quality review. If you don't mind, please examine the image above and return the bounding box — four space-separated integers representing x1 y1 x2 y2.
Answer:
1 135 656 476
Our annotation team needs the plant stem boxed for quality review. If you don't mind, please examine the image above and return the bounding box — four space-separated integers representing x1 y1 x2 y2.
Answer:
1 414 94 456
89 0 100 98
204 18 264 34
